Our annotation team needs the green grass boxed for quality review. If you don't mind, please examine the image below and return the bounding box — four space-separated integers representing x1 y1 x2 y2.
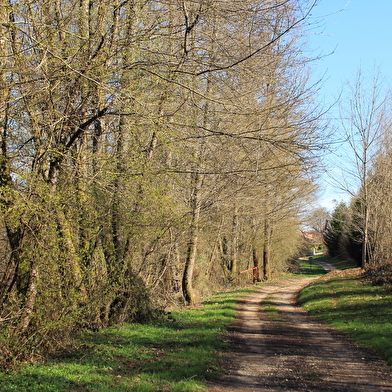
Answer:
296 257 327 276
296 254 358 277
262 295 284 321
298 270 392 366
314 254 357 270
3 259 390 391
0 286 258 392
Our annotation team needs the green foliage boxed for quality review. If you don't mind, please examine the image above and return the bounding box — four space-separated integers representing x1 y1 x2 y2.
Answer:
0 0 321 369
298 270 392 365
343 199 364 266
323 202 349 257
324 201 365 267
0 286 257 391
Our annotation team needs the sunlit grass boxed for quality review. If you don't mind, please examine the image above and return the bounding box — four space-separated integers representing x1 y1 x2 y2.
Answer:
296 258 326 276
298 270 392 366
316 255 357 270
4 259 389 392
262 295 284 321
0 286 258 392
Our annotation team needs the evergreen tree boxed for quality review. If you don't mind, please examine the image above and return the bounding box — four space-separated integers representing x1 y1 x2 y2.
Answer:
324 202 348 258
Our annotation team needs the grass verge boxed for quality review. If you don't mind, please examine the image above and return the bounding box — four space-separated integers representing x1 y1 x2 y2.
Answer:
0 286 258 392
298 269 392 366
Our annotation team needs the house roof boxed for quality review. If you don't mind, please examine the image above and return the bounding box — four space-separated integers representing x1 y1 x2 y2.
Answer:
301 231 323 243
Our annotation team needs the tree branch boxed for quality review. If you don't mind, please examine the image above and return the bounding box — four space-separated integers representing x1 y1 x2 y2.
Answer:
66 108 108 150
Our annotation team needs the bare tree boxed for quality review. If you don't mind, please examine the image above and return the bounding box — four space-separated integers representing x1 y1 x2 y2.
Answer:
339 69 390 267
0 0 324 365
366 130 392 268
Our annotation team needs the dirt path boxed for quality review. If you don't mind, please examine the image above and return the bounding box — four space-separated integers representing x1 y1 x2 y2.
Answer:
208 276 392 392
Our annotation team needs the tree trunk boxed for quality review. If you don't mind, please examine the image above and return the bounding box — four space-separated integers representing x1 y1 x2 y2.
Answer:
362 202 369 268
0 6 23 309
230 206 239 280
182 172 203 305
263 219 272 280
18 262 39 333
56 209 87 301
252 245 261 283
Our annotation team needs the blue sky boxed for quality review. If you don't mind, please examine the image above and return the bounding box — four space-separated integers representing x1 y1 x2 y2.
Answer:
305 0 392 211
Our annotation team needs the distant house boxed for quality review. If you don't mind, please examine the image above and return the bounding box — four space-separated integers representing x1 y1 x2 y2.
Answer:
300 231 324 255
301 231 323 243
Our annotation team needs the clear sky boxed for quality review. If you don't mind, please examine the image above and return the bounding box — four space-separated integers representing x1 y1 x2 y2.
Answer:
305 0 392 211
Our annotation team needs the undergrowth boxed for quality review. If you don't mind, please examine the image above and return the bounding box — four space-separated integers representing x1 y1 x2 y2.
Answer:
4 256 390 391
363 264 392 287
0 286 258 391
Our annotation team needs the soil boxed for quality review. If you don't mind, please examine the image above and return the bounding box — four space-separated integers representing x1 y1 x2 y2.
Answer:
208 274 392 392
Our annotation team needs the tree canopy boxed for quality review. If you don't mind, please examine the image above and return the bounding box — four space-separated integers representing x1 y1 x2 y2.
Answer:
0 0 322 368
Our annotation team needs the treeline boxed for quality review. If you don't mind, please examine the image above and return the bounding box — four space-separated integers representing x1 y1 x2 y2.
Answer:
325 144 392 282
0 0 321 366
324 71 392 284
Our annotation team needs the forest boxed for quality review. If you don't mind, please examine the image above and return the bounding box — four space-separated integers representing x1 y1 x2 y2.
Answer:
0 0 390 369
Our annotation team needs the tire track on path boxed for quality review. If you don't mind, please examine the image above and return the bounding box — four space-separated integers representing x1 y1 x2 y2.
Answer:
208 276 392 392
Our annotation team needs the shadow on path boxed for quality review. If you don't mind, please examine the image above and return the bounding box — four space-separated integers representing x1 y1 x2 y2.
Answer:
208 277 392 392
